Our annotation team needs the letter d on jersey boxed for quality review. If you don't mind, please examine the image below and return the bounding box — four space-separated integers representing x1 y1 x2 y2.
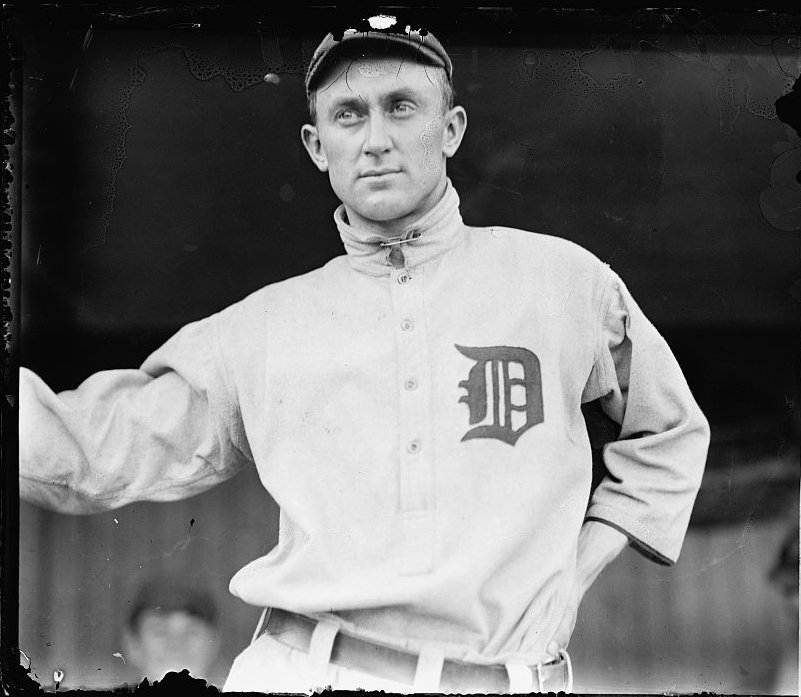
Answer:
455 345 544 446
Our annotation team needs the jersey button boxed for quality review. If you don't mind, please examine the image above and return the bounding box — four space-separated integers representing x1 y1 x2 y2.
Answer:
400 319 414 332
404 378 418 391
407 440 421 454
397 272 410 284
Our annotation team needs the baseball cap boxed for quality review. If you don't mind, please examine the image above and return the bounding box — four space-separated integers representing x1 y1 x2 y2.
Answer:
305 27 453 95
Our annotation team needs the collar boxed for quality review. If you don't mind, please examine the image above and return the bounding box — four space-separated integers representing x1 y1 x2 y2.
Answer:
334 179 465 277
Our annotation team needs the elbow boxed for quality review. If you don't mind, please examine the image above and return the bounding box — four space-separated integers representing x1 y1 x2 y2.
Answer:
681 402 711 492
691 402 712 456
664 387 711 461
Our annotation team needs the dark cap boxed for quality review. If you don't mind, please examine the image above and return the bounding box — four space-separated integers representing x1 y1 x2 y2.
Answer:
305 28 452 95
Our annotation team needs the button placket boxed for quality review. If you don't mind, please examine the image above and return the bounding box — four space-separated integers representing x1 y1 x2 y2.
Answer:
390 265 435 574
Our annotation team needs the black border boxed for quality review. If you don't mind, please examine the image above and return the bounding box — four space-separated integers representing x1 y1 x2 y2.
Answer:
3 3 800 696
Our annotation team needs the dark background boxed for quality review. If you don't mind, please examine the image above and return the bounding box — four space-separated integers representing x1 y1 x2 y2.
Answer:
7 5 801 693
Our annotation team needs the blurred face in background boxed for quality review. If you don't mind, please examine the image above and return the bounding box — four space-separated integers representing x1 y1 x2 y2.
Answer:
123 609 219 680
301 54 467 234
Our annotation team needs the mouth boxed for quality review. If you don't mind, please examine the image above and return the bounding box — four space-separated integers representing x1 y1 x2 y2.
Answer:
360 169 401 179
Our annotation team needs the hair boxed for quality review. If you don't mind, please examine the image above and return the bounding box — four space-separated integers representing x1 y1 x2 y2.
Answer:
307 63 454 124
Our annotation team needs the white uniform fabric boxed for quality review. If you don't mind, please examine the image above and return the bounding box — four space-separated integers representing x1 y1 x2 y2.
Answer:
20 181 710 674
223 611 454 694
221 624 570 694
222 632 413 694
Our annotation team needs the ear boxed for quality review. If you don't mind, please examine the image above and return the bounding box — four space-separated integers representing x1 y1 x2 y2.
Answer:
441 106 467 159
301 124 329 172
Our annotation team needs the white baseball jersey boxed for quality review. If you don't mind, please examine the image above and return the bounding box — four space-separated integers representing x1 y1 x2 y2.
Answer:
20 180 709 665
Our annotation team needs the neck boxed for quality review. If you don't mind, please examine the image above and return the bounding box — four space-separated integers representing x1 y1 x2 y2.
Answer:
342 178 449 238
335 177 464 277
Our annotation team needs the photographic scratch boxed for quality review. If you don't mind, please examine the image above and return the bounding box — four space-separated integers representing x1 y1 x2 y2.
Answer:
603 211 626 225
368 14 397 30
100 40 274 249
727 451 734 502
166 534 209 556
759 146 801 232
68 67 79 93
102 7 182 21
168 22 202 31
274 30 284 67
97 56 145 249
66 25 94 94
419 114 443 172
552 280 576 318
552 270 597 318
716 75 742 135
82 25 93 52
357 59 391 78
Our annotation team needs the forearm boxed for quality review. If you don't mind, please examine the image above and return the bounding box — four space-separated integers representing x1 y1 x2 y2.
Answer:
573 519 628 599
547 519 629 654
18 319 247 513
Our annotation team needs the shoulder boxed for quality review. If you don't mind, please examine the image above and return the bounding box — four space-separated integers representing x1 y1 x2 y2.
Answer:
463 225 619 316
214 254 349 320
195 255 355 360
467 224 613 276
194 255 350 366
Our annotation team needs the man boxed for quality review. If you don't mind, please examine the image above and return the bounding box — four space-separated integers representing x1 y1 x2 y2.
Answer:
121 577 222 687
20 25 710 693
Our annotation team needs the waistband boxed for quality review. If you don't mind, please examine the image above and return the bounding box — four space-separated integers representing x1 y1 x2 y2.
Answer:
255 607 573 693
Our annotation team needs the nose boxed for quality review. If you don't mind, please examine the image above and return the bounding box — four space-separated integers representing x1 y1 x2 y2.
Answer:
363 109 392 155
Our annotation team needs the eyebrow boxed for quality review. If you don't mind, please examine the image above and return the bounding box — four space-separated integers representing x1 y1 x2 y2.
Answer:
327 96 367 116
382 87 419 102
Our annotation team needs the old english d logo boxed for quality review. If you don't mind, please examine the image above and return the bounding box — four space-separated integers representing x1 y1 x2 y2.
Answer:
456 345 544 446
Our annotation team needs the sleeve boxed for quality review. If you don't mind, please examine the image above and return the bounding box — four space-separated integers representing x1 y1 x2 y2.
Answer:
19 313 254 514
581 270 710 565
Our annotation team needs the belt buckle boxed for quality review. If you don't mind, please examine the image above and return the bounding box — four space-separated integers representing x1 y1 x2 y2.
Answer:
536 649 572 693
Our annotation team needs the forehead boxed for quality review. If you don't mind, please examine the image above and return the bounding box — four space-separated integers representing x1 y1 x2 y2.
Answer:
314 55 441 104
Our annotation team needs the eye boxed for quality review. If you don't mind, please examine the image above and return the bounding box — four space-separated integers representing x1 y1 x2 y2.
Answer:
335 109 361 124
391 101 415 116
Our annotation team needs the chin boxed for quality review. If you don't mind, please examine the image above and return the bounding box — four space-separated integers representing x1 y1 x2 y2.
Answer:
352 191 419 223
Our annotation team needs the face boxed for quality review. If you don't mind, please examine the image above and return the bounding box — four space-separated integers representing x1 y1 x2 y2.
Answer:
124 610 219 680
301 55 467 232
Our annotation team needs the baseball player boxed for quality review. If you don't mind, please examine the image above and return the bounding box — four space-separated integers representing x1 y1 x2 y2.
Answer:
19 26 710 693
